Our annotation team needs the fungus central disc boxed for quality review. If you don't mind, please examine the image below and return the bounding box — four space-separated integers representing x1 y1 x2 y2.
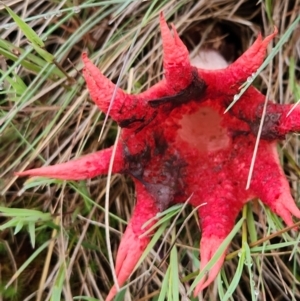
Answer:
178 107 230 152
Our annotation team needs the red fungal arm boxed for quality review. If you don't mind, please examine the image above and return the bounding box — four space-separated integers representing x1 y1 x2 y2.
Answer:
159 12 193 92
82 53 125 115
277 105 300 135
230 88 300 139
249 141 300 226
195 188 244 294
200 29 278 99
82 54 139 124
227 28 278 84
106 181 159 301
259 102 300 139
195 236 227 296
138 13 195 102
15 146 124 180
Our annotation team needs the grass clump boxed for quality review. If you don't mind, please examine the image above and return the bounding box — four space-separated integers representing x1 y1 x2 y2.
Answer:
1 1 300 300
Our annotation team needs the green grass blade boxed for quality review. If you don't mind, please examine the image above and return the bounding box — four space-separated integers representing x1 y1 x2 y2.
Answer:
222 248 245 301
170 230 179 301
28 222 36 248
31 43 55 63
158 266 170 301
13 220 23 234
4 5 45 47
0 206 52 219
246 203 258 243
244 242 256 301
0 218 19 231
265 0 273 23
0 70 27 96
50 264 65 301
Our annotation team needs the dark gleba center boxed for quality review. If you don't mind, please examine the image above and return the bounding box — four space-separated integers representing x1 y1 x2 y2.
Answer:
178 107 230 152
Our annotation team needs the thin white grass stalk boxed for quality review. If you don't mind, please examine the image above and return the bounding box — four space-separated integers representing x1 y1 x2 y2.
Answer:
77 215 121 235
273 256 288 294
58 188 72 301
104 124 121 290
36 215 60 301
2 240 18 292
104 68 135 291
75 262 91 297
81 249 103 300
287 99 300 116
246 69 272 189
245 94 268 189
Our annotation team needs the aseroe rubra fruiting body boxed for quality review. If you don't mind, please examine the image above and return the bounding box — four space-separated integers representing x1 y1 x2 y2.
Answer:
16 13 300 300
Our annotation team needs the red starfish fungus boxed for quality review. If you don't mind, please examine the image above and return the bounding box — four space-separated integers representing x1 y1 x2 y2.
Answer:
16 13 300 300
